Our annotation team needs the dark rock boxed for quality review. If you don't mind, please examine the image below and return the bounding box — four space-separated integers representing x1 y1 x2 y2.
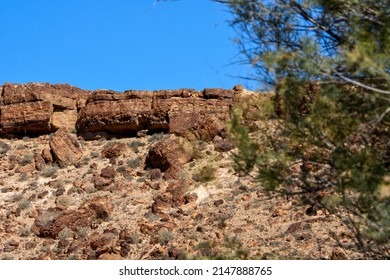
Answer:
101 143 127 159
101 166 116 179
213 138 236 152
146 135 192 171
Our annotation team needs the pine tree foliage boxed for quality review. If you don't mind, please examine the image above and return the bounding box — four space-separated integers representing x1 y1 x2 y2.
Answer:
218 0 390 256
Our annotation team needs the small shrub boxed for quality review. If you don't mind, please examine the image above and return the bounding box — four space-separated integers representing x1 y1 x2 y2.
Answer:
28 181 39 189
19 226 31 237
16 144 26 150
0 141 10 158
40 164 59 178
136 177 146 183
58 227 71 240
18 173 29 182
198 165 216 183
158 230 173 245
91 151 100 158
37 210 61 225
128 140 145 153
10 193 23 203
40 246 50 253
18 198 31 210
76 227 89 238
116 165 127 173
82 156 90 166
127 157 142 169
8 154 17 163
51 178 65 189
102 140 119 150
147 132 165 143
85 185 97 194
19 153 34 166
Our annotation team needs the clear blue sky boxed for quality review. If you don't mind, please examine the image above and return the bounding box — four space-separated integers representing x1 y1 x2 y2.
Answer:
0 0 257 91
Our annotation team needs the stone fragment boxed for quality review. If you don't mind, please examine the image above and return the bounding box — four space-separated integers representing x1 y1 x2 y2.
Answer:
101 166 116 179
34 153 46 171
101 143 127 158
41 147 53 163
49 128 82 167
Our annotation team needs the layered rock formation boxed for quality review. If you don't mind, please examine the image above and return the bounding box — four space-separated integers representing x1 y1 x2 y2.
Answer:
0 83 90 135
0 82 254 140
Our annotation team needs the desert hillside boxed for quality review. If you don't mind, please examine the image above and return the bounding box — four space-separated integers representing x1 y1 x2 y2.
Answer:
0 83 365 259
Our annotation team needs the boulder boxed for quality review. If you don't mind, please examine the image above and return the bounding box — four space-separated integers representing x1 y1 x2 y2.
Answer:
101 166 116 179
31 196 113 239
101 142 127 158
34 153 46 171
49 128 82 167
41 147 53 163
151 179 191 214
145 135 193 176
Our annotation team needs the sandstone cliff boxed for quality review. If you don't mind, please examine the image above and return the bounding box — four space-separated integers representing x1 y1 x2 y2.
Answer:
0 83 253 140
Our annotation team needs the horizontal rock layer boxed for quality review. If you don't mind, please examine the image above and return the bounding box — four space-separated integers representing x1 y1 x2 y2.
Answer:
0 82 254 140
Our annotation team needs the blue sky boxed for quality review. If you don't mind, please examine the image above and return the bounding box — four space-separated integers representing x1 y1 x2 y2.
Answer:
0 0 256 91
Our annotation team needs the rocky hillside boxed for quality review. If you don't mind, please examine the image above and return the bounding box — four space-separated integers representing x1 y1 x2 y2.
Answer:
0 83 363 259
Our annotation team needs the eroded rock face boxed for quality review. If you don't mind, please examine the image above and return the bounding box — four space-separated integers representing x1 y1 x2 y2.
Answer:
0 101 53 135
49 128 82 167
76 87 251 140
1 82 255 140
0 83 90 136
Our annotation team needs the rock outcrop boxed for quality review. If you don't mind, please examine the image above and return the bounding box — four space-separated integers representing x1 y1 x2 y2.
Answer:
0 82 255 140
0 83 90 136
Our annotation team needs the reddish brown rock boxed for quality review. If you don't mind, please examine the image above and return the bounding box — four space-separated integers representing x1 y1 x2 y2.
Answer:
14 163 36 173
52 110 78 132
162 163 184 180
76 90 153 134
31 196 113 239
0 83 91 136
92 175 113 190
76 87 247 139
167 99 231 141
34 153 46 171
90 232 119 258
0 101 53 135
101 166 116 179
82 196 114 219
101 142 127 158
1 83 256 140
203 88 235 99
151 179 191 214
41 147 53 164
145 134 193 174
32 209 95 238
49 128 82 167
